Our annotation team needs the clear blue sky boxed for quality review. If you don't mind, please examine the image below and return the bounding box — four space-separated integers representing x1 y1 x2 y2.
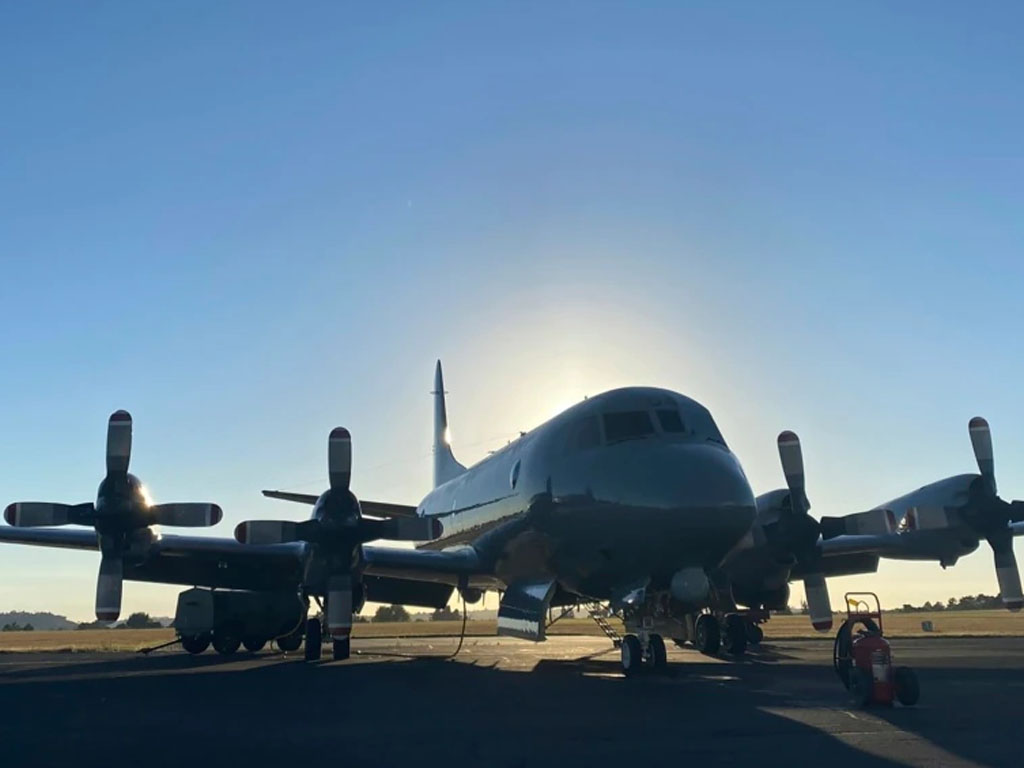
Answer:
1 2 1022 620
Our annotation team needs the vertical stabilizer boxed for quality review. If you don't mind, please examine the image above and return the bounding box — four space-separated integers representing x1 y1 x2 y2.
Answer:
433 360 467 488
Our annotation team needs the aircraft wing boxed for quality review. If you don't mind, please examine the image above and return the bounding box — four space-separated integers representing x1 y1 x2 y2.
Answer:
1013 522 1024 537
361 544 483 585
0 526 99 551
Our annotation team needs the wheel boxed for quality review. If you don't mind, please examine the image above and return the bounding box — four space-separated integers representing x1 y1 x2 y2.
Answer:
276 629 302 653
894 666 920 706
745 622 764 646
332 636 350 661
242 637 266 653
304 617 322 662
646 633 668 672
212 631 241 656
180 634 210 655
693 614 720 655
723 615 747 657
849 667 874 707
620 634 644 677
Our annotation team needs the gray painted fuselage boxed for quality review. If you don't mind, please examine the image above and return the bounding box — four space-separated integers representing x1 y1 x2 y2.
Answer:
412 387 756 601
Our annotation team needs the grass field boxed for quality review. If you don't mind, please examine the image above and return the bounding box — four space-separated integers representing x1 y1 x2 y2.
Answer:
0 610 1021 653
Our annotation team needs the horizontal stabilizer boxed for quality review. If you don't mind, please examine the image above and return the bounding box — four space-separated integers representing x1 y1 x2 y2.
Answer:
262 490 320 505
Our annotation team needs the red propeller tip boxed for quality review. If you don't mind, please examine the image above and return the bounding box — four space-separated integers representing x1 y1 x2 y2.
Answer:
109 410 132 423
234 523 248 543
3 504 16 526
969 417 989 429
210 505 223 525
330 427 351 440
777 430 799 444
812 620 833 631
96 611 119 621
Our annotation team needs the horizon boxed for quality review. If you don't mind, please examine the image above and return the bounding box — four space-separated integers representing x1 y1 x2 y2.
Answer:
2 2 1022 620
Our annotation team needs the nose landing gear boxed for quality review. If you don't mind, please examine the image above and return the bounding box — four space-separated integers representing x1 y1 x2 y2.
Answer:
620 631 669 676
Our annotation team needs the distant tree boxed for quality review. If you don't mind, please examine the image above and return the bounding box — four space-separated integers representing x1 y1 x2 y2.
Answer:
372 605 411 623
947 597 958 609
798 599 808 615
122 612 161 629
22 623 33 631
430 606 461 621
77 619 109 630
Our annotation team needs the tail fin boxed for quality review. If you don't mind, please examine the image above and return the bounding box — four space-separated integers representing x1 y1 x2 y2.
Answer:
433 360 467 488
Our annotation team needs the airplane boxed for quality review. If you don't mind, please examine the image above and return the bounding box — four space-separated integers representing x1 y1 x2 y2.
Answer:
2 364 1016 673
816 417 1024 610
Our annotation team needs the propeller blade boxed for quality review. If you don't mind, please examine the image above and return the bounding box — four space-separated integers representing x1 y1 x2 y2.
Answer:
4 502 90 527
989 533 1023 611
802 571 833 631
820 509 896 539
106 410 133 475
777 431 809 514
326 573 353 639
234 520 303 545
969 417 996 495
328 427 352 491
95 554 123 622
150 503 223 527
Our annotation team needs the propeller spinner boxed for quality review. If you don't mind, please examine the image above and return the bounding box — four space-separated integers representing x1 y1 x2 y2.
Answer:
3 410 223 621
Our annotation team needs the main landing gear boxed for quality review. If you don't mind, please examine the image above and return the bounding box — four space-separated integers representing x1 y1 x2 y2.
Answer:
620 632 669 676
302 616 352 662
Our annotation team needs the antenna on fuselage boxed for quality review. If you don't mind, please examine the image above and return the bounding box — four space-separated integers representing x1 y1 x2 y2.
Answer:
432 360 467 489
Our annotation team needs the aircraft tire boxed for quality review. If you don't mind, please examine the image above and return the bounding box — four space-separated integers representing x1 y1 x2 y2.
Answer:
620 634 644 677
242 637 266 653
277 629 303 653
745 622 764 646
723 615 747 657
693 614 720 655
181 634 210 655
212 631 241 656
304 617 322 662
332 636 350 661
646 633 668 671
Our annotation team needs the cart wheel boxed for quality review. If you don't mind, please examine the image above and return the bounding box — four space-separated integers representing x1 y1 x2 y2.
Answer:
894 666 920 706
849 667 873 707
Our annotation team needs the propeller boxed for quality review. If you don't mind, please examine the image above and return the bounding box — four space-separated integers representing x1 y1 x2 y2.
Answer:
965 418 1024 610
235 427 441 638
3 410 223 622
770 431 832 631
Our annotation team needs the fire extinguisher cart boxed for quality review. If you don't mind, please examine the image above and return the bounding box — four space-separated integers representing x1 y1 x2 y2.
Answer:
833 592 920 707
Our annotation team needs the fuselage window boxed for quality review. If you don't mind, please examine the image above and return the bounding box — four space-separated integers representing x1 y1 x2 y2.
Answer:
656 409 685 433
603 411 655 443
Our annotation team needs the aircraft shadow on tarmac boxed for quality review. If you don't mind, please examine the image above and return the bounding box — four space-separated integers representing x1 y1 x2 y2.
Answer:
0 647 1018 768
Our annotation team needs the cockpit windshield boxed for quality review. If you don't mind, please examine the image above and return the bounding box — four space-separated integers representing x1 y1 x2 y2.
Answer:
603 411 655 443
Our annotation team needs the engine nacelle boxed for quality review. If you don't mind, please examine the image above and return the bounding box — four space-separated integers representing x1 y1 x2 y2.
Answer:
173 588 305 640
732 582 790 612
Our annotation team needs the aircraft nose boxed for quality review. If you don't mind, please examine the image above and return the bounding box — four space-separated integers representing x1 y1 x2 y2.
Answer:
598 442 757 543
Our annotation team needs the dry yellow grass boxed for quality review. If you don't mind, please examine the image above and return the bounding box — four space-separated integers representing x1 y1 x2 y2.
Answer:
1 611 1020 653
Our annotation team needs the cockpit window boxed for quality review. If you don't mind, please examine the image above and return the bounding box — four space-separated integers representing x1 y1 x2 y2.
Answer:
603 411 655 443
655 409 685 433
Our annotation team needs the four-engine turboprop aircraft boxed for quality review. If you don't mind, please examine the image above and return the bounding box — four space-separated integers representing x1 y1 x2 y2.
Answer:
0 363 1018 673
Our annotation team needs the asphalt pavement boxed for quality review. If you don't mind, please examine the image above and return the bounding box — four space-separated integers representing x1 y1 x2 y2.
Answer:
1 635 1020 767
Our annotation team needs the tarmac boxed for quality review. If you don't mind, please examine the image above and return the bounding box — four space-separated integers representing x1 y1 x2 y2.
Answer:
1 635 1021 767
